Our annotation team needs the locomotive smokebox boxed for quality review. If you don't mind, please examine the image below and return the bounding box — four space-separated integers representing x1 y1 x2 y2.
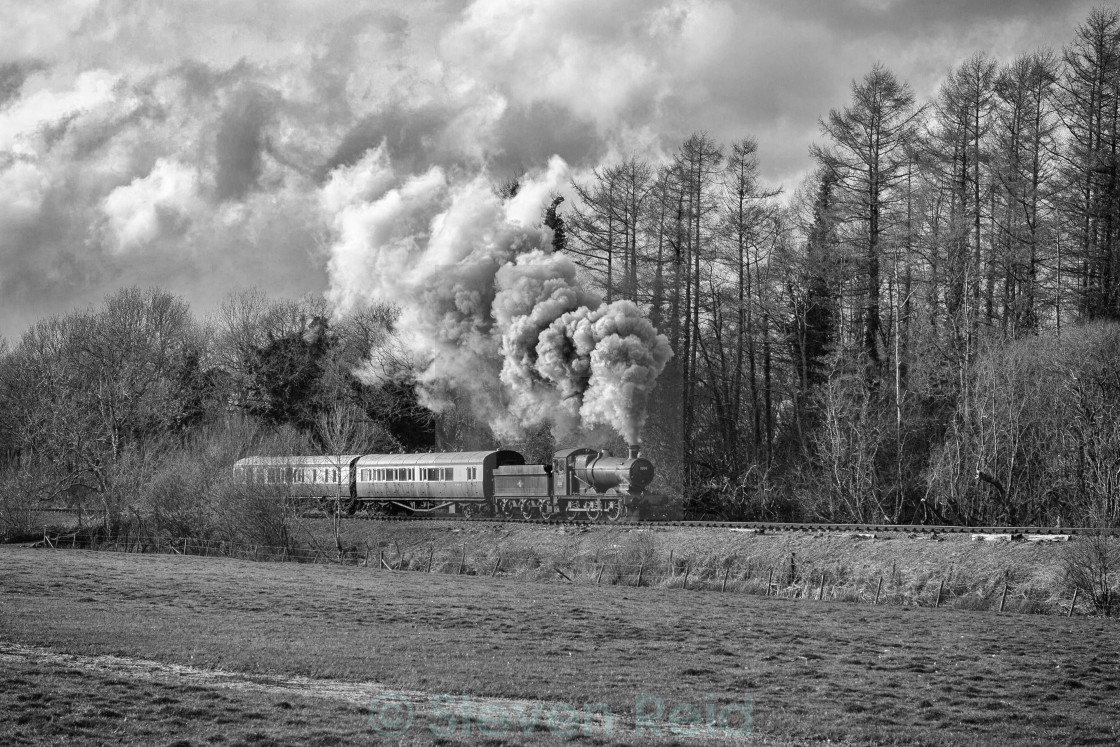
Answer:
628 444 641 459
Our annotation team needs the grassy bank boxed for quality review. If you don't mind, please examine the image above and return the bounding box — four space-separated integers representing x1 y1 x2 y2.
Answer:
314 520 1098 615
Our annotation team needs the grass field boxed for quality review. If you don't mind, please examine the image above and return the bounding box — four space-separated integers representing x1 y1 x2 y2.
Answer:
1 545 1118 745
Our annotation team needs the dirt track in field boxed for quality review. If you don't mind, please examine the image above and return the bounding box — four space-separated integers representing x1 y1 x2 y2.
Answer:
0 641 689 740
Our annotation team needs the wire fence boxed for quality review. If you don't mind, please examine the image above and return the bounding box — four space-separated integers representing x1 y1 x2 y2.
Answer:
32 525 1096 617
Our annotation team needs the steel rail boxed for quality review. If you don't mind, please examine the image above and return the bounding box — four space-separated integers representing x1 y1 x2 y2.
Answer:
329 514 1098 535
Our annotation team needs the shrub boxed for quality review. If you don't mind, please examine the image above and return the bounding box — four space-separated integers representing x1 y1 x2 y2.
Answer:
0 470 45 541
1062 529 1118 616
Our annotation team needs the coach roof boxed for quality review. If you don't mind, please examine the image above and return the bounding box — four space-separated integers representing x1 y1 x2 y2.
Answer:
355 450 525 467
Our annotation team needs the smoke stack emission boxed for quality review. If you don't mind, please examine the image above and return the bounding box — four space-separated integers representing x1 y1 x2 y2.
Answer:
325 151 672 443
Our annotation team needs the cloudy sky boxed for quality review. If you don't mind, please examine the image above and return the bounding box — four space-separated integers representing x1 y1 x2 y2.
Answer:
0 0 1105 340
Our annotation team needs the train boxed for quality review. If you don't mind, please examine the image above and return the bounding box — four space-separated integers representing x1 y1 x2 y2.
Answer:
232 445 675 521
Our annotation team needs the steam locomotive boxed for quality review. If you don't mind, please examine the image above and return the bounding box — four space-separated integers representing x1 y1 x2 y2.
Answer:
233 445 672 521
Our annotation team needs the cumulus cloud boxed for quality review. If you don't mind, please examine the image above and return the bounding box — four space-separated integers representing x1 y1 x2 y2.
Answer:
0 0 1106 343
0 159 48 225
0 69 120 156
101 158 201 253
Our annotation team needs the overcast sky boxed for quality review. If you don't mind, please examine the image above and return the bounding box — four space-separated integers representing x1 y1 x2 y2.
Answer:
0 0 1106 340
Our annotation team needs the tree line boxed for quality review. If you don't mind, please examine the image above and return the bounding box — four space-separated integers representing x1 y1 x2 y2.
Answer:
4 8 1120 534
561 7 1120 527
0 288 434 535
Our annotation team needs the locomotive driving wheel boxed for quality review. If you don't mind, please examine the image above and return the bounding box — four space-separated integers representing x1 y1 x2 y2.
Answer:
536 499 554 521
585 500 603 522
604 499 624 522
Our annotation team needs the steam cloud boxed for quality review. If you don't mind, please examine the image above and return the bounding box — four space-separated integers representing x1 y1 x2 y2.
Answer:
324 148 671 444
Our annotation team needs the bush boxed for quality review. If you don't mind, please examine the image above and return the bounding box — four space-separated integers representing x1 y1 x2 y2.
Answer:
0 470 46 541
1063 529 1118 616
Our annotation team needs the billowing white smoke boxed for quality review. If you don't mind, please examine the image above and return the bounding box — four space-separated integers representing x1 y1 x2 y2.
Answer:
324 148 671 444
538 300 672 445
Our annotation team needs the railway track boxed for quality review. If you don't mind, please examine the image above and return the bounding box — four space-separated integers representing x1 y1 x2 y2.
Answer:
325 513 1095 535
32 506 1100 535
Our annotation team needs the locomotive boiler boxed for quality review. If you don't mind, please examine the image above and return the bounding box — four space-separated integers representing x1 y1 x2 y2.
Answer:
233 445 669 521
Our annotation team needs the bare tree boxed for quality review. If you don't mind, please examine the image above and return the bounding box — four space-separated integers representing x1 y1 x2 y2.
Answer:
812 64 923 374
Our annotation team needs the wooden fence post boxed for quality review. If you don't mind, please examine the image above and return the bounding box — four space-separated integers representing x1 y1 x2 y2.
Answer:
596 564 605 584
427 548 433 574
636 562 645 587
999 579 1009 613
458 547 465 575
491 553 501 577
1067 588 1079 617
766 569 774 596
721 565 730 593
667 550 673 580
874 577 883 604
935 578 944 608
682 562 690 590
555 566 573 583
818 573 826 601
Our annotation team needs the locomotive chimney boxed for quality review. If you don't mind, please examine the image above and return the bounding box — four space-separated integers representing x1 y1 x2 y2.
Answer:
628 444 641 460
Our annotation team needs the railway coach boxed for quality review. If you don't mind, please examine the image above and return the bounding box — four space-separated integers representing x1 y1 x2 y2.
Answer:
353 450 525 516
